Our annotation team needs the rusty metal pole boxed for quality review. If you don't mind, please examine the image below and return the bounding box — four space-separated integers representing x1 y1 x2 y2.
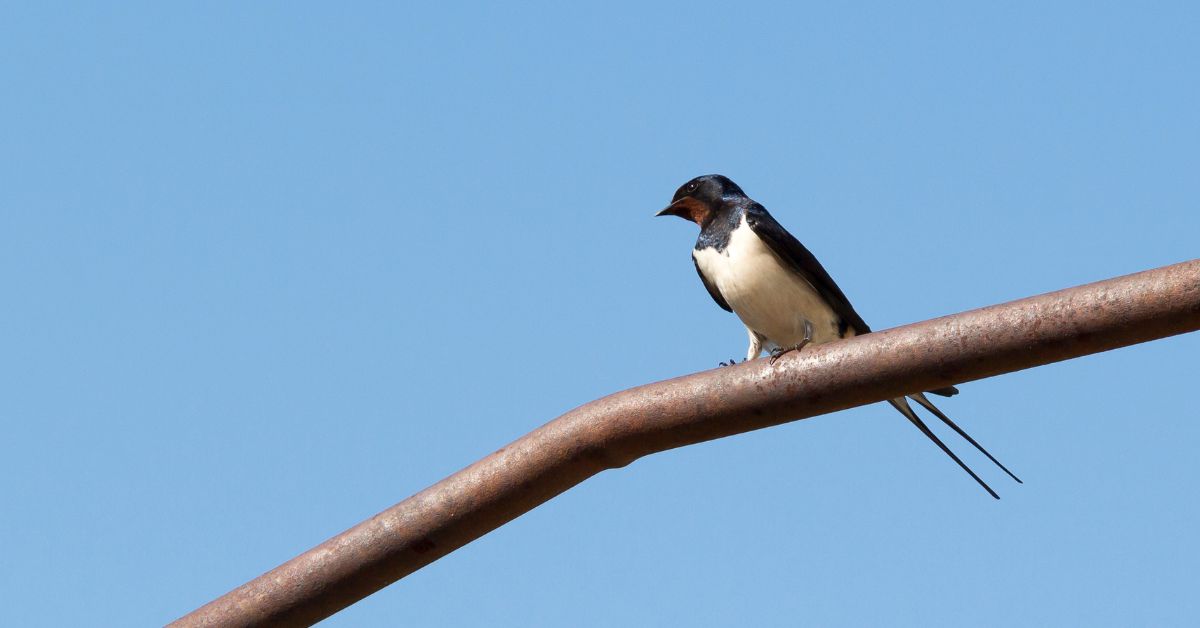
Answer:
172 259 1200 627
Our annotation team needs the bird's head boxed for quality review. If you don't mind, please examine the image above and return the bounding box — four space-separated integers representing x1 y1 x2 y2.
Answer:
655 174 746 227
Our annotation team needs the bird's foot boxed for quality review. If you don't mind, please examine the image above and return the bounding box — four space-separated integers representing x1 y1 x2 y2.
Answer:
768 339 811 365
718 358 741 367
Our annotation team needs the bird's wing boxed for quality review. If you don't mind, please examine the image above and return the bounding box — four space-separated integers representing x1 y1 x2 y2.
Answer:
743 202 871 334
692 256 732 312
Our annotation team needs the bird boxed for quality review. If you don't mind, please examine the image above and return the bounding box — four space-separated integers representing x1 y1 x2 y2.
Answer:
656 174 1021 498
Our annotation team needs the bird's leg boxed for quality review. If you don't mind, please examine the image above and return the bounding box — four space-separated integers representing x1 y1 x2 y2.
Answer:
745 329 764 361
769 319 814 365
721 329 765 367
719 330 768 367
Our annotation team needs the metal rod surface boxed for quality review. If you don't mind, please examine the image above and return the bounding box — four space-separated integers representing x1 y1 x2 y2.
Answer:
172 259 1200 627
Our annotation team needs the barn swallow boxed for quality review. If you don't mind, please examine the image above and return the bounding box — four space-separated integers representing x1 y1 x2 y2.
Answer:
657 174 1021 498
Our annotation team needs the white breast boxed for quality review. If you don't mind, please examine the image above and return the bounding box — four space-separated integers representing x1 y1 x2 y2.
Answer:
693 216 844 347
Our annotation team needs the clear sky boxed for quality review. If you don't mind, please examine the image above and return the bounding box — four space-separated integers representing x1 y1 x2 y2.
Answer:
2 2 1198 626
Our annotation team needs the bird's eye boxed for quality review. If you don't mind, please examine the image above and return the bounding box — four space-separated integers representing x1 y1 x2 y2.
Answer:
687 182 698 192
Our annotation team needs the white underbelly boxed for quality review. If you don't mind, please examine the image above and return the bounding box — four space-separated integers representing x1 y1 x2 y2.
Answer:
694 218 844 347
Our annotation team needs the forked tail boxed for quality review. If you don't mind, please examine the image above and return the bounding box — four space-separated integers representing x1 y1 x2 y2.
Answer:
887 393 1021 499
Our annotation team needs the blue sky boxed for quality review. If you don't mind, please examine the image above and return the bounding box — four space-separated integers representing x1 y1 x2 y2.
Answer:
2 2 1198 626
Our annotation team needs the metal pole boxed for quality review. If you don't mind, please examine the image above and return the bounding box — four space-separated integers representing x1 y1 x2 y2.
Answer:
172 259 1200 627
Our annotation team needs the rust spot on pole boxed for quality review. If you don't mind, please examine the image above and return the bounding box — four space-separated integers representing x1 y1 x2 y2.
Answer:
171 259 1200 628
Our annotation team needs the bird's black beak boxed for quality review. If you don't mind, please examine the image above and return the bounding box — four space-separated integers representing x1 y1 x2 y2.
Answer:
656 197 710 225
656 198 693 220
655 200 683 218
